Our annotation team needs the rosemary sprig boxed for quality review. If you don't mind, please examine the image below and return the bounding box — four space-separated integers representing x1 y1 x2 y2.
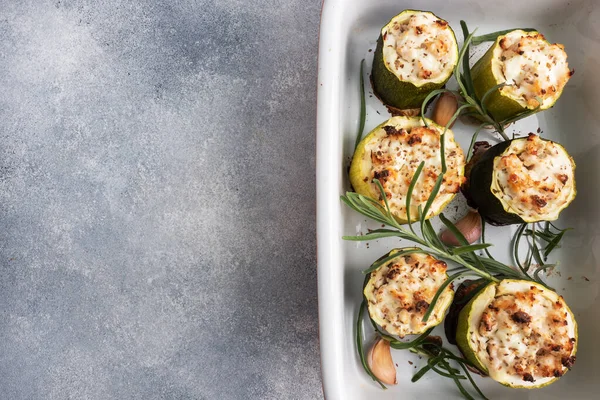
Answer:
410 343 488 400
460 22 476 97
466 123 487 162
480 217 496 260
525 221 571 259
512 223 532 279
356 297 387 389
342 183 507 283
354 59 367 149
512 221 571 289
422 271 469 322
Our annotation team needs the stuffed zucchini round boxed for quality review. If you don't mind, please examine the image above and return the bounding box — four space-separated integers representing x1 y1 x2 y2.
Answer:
456 279 577 388
371 10 458 114
364 249 454 338
464 134 576 225
350 116 465 223
472 29 573 122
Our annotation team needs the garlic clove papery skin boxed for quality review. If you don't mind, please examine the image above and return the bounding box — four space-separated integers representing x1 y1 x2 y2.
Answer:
367 337 397 385
432 92 459 128
440 210 482 246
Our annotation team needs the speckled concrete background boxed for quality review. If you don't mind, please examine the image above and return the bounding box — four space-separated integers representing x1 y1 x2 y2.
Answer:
0 1 322 398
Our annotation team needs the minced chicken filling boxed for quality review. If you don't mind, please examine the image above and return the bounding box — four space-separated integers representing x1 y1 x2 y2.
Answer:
494 30 572 108
493 134 575 222
366 124 465 220
382 12 457 83
476 285 575 383
366 253 451 337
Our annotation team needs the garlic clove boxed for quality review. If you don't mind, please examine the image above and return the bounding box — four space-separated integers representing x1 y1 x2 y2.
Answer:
367 337 397 385
432 92 458 128
440 210 482 246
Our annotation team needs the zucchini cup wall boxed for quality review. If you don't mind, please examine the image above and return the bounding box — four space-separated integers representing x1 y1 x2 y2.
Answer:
371 10 458 114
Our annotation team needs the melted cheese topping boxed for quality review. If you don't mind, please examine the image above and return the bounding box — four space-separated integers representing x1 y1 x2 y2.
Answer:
364 121 465 220
364 252 452 337
473 281 576 386
492 30 572 108
382 12 457 84
492 134 575 222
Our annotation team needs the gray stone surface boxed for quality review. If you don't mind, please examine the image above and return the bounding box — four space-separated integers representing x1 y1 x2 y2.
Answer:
0 0 322 398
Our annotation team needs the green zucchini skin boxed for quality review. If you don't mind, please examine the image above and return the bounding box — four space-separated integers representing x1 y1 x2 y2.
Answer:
471 44 527 122
372 36 445 111
464 140 525 226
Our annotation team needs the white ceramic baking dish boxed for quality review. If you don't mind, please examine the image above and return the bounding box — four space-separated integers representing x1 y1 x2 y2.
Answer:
316 0 600 398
